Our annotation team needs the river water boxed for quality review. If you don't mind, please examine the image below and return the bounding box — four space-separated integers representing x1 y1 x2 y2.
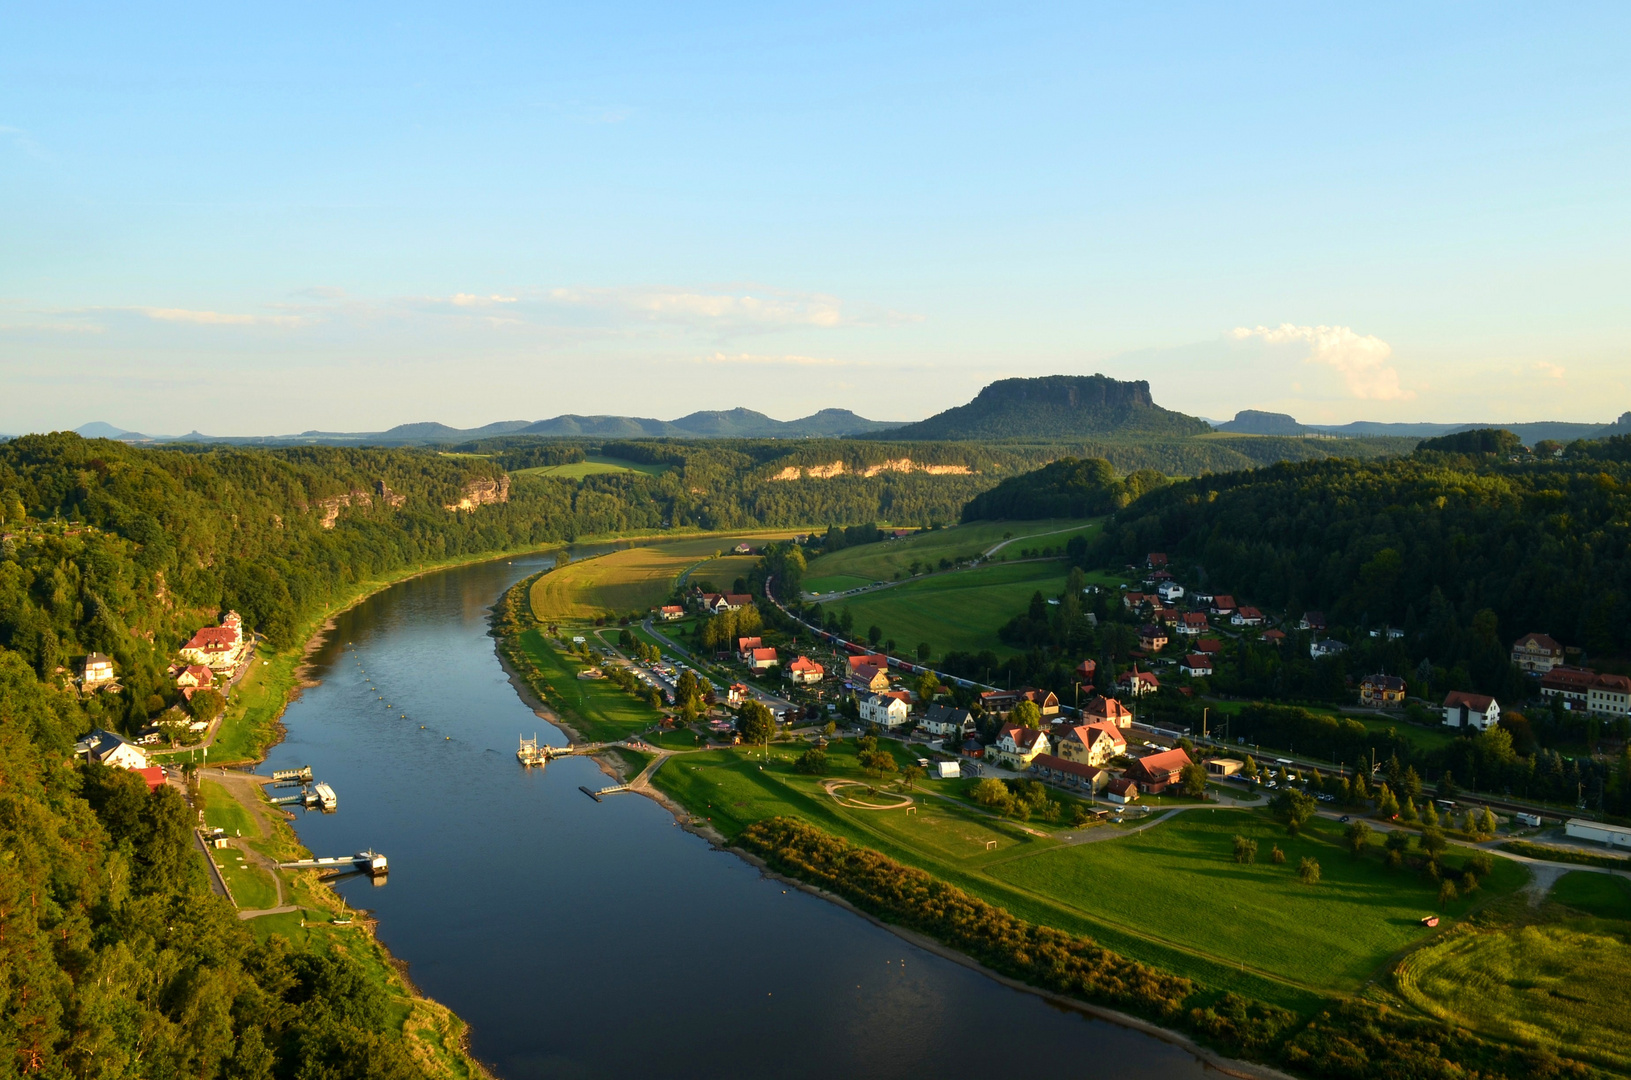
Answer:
263 554 1213 1080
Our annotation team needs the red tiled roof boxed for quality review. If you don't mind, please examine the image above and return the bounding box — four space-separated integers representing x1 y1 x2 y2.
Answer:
848 654 888 671
1107 777 1138 796
135 766 165 792
1082 696 1132 721
1032 754 1104 781
1196 638 1224 654
1127 747 1193 782
184 627 237 650
1513 632 1562 654
1443 691 1496 712
750 647 778 662
787 656 822 673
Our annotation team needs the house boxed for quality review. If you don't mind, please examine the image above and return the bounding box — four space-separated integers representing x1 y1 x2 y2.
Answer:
1146 553 1168 568
1563 818 1631 850
175 664 214 690
1310 639 1348 660
990 724 1050 769
1231 606 1264 627
1210 595 1237 615
737 636 763 660
1511 632 1564 674
960 737 985 758
1055 722 1125 767
1540 665 1598 708
1156 580 1185 603
980 689 1020 712
722 593 755 611
1299 611 1327 632
1121 591 1148 611
748 647 779 672
1262 629 1286 645
694 592 724 613
727 683 751 707
785 656 825 685
80 652 115 688
73 729 150 771
1017 688 1060 717
922 704 975 738
1075 659 1097 682
732 543 753 554
1203 757 1244 778
1123 747 1193 794
859 691 910 728
1154 606 1180 627
847 653 889 674
1587 673 1631 719
658 605 684 621
1081 695 1133 727
1106 777 1139 805
1442 691 1500 730
135 766 166 793
1118 666 1159 697
1195 637 1224 655
1359 674 1407 708
1139 625 1169 652
1029 754 1109 794
179 613 248 672
1180 654 1213 678
1177 612 1209 636
851 664 891 692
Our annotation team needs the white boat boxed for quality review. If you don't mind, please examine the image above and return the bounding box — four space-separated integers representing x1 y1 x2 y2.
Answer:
312 782 338 810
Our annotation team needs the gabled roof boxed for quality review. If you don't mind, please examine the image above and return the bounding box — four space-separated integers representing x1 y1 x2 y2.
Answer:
1513 632 1562 653
1031 754 1103 781
997 723 1047 750
924 704 974 728
1443 690 1497 711
1196 638 1224 654
1107 777 1138 795
1181 612 1209 627
738 636 763 651
1236 606 1262 619
847 654 888 671
787 655 822 673
852 663 888 683
1183 654 1212 668
1212 595 1236 608
1363 674 1406 691
1082 695 1132 721
750 647 779 662
1127 747 1193 780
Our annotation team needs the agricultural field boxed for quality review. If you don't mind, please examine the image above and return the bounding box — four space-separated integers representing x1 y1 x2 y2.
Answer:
815 559 1086 659
802 517 1100 594
513 455 671 480
983 808 1526 992
529 532 794 621
1394 895 1631 1073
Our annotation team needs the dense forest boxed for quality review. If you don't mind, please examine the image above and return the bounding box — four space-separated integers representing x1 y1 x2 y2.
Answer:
960 456 1170 520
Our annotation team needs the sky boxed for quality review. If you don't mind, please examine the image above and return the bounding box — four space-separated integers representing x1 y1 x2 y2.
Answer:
3 2 1629 435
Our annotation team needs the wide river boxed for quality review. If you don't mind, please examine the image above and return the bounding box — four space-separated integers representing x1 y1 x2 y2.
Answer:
263 554 1214 1080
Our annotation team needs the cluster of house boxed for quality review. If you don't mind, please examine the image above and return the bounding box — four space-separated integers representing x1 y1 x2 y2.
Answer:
1123 554 1288 679
1508 632 1631 718
687 588 756 616
73 728 165 791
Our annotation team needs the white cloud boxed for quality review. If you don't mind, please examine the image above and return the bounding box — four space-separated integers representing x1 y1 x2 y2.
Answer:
1533 360 1566 380
449 293 518 307
1231 323 1413 400
548 285 846 328
693 352 866 367
143 307 303 327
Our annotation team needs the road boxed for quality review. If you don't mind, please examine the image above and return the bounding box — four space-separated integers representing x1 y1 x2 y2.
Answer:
638 618 798 716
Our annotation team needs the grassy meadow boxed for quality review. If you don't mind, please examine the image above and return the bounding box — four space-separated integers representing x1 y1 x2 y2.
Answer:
513 455 671 480
802 518 1100 593
529 532 797 620
515 627 663 742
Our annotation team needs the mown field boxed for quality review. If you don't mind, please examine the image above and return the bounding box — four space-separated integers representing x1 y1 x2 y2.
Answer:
529 532 796 620
513 455 671 480
1394 887 1631 1073
802 518 1100 594
514 627 663 741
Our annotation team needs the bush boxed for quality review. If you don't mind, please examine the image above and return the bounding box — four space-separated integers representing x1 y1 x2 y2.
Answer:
794 749 828 775
1232 834 1258 864
1271 845 1286 864
1297 857 1321 885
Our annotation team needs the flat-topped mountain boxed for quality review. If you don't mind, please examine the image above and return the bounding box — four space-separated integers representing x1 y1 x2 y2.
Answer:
876 374 1211 441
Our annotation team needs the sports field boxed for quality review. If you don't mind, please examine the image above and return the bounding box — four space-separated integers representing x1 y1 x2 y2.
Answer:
802 518 1100 594
985 808 1526 991
816 558 1105 658
513 455 671 480
529 533 794 620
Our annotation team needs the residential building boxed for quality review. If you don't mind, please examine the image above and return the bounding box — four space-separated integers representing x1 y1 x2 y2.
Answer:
1146 553 1168 568
1156 580 1184 603
1123 747 1193 794
785 656 825 685
1359 674 1407 708
174 664 213 690
179 612 248 672
1075 659 1097 682
135 766 165 793
847 653 889 674
1082 695 1133 727
1106 777 1139 805
1029 754 1108 794
1262 629 1286 645
1210 595 1237 615
1121 591 1148 611
1231 606 1264 627
657 605 684 621
1118 666 1159 697
922 704 975 738
727 683 750 707
1139 625 1169 652
1310 639 1348 660
1587 674 1631 719
1299 611 1327 632
1203 757 1244 778
721 593 755 611
851 664 890 692
990 724 1050 769
737 636 763 660
81 652 115 688
1180 654 1213 678
1178 612 1209 636
748 647 779 672
858 691 910 728
1511 632 1564 674
732 543 753 554
980 689 1019 712
1195 637 1224 655
73 729 149 771
1055 722 1125 767
1017 687 1060 717
1540 665 1598 708
1442 691 1500 730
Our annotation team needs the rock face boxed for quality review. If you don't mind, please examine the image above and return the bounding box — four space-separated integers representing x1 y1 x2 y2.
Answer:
1214 410 1308 435
878 374 1210 441
444 475 510 512
769 458 975 481
316 490 372 530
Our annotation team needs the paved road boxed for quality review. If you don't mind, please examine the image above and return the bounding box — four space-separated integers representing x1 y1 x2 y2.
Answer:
639 618 798 716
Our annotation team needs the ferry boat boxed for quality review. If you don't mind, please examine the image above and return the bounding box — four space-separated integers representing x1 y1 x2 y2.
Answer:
517 734 547 766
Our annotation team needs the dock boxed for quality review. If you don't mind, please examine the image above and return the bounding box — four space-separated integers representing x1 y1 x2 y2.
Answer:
269 782 338 811
579 783 632 801
271 765 314 783
518 734 622 766
280 850 388 876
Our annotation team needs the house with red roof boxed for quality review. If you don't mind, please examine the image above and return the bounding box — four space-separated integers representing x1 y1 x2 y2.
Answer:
1511 632 1564 674
737 636 763 660
1029 754 1109 794
179 613 247 672
748 647 779 672
1180 654 1213 678
727 683 751 706
851 664 890 692
1231 606 1264 627
135 766 166 793
1139 625 1169 652
1210 595 1237 616
1118 666 1160 697
1082 695 1133 727
1442 691 1500 730
1017 687 1060 716
657 605 684 621
1106 777 1139 805
1055 721 1126 767
1178 612 1210 636
847 653 889 673
1262 629 1286 645
990 724 1050 769
1195 637 1224 655
1360 674 1406 708
785 656 824 685
1123 747 1194 794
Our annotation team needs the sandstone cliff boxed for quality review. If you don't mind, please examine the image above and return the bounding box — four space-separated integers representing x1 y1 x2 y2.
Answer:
444 475 511 512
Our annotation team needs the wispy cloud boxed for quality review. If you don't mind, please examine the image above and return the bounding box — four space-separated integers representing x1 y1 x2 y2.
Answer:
143 307 304 327
692 352 868 367
1533 360 1566 380
449 293 518 307
1231 323 1413 401
0 125 51 162
548 285 847 328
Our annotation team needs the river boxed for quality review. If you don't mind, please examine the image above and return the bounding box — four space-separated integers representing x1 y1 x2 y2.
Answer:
263 554 1215 1080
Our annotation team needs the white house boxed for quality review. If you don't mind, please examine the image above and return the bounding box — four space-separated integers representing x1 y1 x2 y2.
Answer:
858 691 909 728
1180 654 1213 678
74 729 150 771
1442 691 1500 730
1155 580 1184 603
1310 639 1348 660
1587 674 1631 719
81 652 116 688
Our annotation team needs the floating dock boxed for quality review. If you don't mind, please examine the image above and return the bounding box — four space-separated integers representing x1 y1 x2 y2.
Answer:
272 765 314 783
280 850 388 876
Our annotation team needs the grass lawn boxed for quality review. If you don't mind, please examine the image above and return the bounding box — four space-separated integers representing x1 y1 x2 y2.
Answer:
513 455 671 480
802 518 1100 593
1548 870 1631 918
202 779 262 838
982 808 1527 992
531 533 796 620
213 848 280 910
516 629 664 741
817 559 1076 659
1395 901 1631 1072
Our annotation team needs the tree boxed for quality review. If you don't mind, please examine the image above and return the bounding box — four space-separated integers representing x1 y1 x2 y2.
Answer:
1461 809 1479 836
1438 878 1459 908
1271 844 1286 864
1241 755 1261 781
1297 857 1321 885
1419 826 1447 858
1375 784 1400 819
914 670 942 703
972 778 1011 810
1344 820 1372 855
738 700 775 748
794 748 828 774
916 642 932 661
675 670 704 713
901 765 926 790
1423 800 1440 827
1180 763 1208 798
1480 806 1499 836
1271 789 1318 834
1010 700 1043 729
1232 835 1258 864
867 625 883 646
188 687 226 723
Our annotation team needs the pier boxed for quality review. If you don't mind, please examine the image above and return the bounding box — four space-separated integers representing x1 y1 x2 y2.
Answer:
280 850 389 876
518 734 628 766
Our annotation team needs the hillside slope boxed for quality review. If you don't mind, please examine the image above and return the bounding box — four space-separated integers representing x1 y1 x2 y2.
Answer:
876 375 1210 441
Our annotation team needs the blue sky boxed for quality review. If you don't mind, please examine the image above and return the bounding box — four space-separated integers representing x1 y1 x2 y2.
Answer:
3 2 1629 434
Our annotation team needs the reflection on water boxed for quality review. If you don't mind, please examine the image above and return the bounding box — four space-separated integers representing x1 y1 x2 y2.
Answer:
264 554 1211 1080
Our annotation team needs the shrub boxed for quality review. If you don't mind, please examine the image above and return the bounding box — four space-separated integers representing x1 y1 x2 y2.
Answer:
1233 834 1258 864
1297 857 1321 885
794 748 828 775
1271 845 1286 864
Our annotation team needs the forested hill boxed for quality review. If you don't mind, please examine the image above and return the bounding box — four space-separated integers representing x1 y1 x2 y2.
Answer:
1090 443 1631 657
871 375 1212 441
960 456 1171 520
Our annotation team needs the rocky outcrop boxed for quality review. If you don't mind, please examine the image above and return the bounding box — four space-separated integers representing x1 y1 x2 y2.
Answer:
374 480 407 508
444 475 510 512
316 490 372 530
769 458 975 481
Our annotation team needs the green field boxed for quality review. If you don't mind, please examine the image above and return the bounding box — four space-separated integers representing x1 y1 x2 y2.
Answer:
817 559 1093 658
1395 901 1631 1072
202 779 261 838
515 628 664 741
1549 870 1631 918
530 533 794 620
513 455 671 480
212 846 280 910
802 518 1100 594
984 809 1523 991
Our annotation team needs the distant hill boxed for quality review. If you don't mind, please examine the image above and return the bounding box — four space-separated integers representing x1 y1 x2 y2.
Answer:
1210 409 1631 447
877 375 1210 441
1214 410 1307 435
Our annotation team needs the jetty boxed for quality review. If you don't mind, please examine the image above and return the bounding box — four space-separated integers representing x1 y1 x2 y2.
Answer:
269 781 339 811
518 734 624 766
280 850 389 876
271 765 314 784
